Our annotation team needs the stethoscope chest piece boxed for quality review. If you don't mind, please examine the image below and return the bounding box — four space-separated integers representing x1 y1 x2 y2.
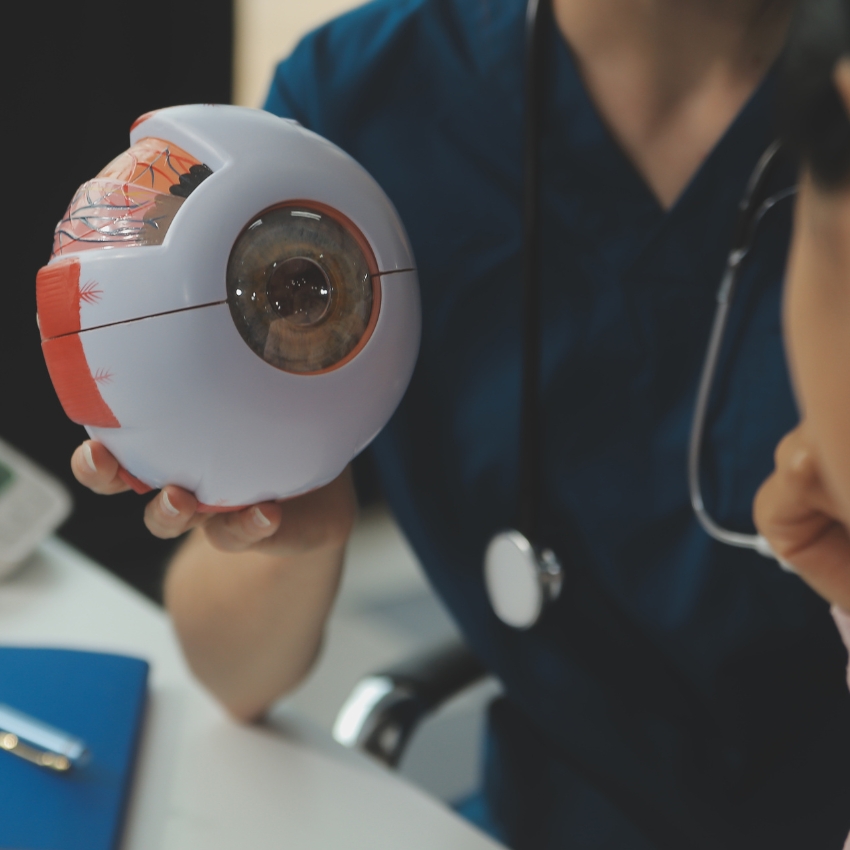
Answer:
484 530 563 629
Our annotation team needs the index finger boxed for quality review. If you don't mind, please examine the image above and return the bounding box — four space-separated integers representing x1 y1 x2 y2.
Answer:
144 485 208 540
71 440 130 496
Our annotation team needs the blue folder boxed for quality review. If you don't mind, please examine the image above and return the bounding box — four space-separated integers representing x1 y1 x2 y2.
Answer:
0 646 148 850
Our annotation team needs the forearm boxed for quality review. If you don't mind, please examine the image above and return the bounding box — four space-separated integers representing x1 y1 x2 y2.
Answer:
164 527 345 721
70 444 355 721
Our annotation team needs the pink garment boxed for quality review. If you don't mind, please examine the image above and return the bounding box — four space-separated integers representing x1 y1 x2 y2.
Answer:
834 606 850 850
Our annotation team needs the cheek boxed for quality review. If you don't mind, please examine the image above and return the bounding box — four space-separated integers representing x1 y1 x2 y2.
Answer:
813 340 850 521
784 194 850 518
783 216 817 415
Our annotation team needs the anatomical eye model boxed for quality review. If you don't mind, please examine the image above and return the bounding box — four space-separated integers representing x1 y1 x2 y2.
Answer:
36 105 420 510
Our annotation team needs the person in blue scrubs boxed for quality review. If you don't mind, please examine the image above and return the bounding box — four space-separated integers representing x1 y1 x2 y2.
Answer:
72 1 850 848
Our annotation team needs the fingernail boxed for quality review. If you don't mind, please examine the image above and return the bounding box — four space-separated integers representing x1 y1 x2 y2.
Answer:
252 506 271 528
161 490 180 517
82 443 97 473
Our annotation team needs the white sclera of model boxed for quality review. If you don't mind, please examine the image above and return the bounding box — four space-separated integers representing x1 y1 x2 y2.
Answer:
42 105 420 508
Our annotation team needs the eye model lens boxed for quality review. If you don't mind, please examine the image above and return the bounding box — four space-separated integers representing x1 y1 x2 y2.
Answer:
227 205 378 374
267 258 332 327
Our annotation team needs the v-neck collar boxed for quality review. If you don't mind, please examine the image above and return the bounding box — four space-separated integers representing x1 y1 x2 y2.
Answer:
542 21 780 274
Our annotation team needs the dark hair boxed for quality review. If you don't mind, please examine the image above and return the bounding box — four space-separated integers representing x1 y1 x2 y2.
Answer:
782 0 850 186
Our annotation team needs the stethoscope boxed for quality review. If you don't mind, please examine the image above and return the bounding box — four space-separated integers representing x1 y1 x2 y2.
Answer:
484 0 798 629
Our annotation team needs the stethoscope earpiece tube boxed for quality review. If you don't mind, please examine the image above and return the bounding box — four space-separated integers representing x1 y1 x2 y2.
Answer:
518 0 551 544
687 141 797 561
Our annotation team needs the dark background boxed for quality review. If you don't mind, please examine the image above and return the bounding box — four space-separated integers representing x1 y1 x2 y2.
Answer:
5 3 234 600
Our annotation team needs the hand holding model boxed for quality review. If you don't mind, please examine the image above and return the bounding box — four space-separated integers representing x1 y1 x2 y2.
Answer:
70 439 355 558
48 105 419 718
71 437 357 721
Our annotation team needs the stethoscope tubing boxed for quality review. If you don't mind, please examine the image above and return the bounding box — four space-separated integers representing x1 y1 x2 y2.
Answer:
518 0 550 544
687 140 797 560
487 1 799 635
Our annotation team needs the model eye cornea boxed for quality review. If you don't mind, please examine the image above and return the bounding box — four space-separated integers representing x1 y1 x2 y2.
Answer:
267 258 332 327
226 204 378 374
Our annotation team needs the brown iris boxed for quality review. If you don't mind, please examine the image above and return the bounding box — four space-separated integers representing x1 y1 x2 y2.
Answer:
227 205 377 373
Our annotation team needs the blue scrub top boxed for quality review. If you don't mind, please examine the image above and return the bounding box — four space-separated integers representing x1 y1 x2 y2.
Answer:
265 1 850 847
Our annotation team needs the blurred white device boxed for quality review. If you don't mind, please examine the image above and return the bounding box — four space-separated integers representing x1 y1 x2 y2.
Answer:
37 105 420 511
0 438 72 579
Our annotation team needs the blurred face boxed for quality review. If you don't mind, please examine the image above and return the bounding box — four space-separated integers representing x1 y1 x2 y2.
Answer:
783 169 850 522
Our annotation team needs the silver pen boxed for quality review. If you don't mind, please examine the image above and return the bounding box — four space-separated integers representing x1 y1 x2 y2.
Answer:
0 702 89 772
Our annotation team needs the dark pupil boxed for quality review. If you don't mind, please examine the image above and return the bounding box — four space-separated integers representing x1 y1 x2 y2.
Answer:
266 258 332 326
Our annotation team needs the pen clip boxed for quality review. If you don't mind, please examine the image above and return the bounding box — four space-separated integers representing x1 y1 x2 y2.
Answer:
0 702 88 772
0 731 72 772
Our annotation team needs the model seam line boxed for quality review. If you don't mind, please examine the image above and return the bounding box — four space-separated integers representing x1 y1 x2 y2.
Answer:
40 300 229 342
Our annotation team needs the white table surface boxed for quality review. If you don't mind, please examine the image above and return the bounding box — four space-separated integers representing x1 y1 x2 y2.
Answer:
0 537 503 850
